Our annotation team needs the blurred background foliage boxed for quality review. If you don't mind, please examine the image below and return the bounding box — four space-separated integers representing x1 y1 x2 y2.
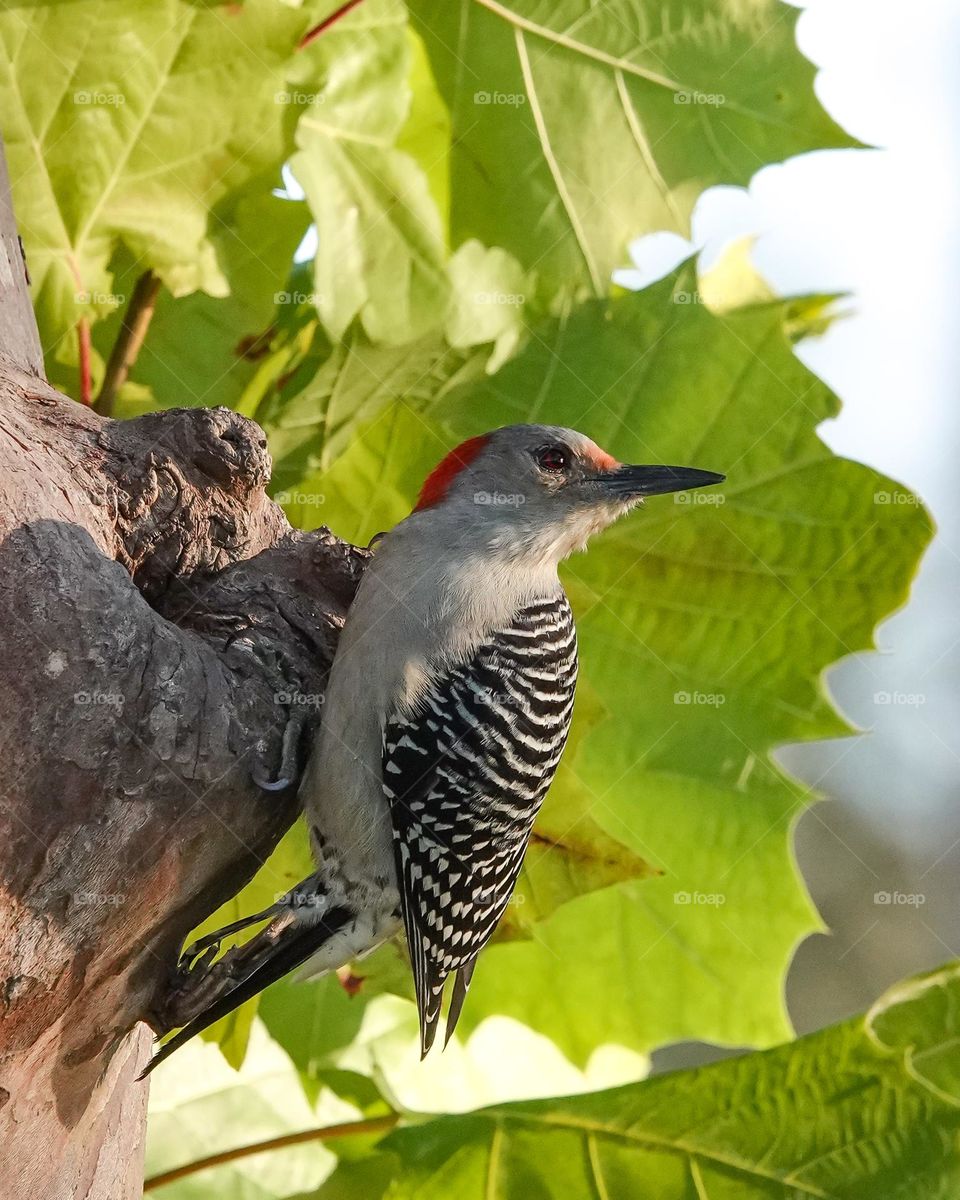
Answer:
1 0 951 1194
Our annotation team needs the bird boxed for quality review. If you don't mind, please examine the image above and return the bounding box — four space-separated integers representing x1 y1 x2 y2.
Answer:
141 424 723 1075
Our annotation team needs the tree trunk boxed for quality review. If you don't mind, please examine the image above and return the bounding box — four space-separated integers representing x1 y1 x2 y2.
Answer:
0 138 364 1197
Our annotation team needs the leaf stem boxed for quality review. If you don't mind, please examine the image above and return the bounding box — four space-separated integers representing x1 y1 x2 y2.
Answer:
299 0 366 50
142 1113 399 1191
94 269 161 417
77 317 92 405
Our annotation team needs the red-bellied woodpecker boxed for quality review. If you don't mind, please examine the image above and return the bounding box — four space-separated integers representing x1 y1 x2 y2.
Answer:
142 425 723 1073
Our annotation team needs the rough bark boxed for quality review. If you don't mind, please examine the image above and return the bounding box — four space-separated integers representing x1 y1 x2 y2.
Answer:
0 146 365 1197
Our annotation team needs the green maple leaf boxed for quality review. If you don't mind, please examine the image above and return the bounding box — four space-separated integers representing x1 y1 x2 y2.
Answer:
0 0 327 393
376 963 960 1200
408 0 858 303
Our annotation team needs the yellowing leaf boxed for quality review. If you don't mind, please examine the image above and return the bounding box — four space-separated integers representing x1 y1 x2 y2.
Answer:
0 0 323 384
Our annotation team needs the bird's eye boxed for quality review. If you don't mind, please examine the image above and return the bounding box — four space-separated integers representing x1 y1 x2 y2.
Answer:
535 445 570 473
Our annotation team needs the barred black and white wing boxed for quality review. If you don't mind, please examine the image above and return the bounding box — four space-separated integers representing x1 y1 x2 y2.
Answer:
382 595 578 1055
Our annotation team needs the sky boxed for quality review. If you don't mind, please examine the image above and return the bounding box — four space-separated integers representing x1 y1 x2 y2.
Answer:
619 0 960 836
623 0 960 1042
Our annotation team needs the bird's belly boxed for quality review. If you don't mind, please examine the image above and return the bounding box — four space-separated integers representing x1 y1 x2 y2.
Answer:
300 721 398 893
295 900 401 981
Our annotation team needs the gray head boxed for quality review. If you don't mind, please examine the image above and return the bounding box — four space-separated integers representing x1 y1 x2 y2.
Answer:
406 424 724 567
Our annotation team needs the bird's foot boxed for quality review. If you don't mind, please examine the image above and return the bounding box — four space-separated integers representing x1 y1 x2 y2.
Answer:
179 932 226 972
252 709 307 792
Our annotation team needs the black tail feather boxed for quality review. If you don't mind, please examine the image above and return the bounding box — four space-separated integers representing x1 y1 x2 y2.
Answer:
139 906 352 1079
443 959 476 1049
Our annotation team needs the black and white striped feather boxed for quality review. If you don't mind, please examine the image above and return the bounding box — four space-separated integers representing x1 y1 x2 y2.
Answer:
382 594 577 1055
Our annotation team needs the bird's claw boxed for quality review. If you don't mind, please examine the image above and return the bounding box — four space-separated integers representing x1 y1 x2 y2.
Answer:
252 709 307 793
178 937 221 975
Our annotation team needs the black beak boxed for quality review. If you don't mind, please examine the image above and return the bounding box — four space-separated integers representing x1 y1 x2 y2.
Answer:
595 464 726 498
